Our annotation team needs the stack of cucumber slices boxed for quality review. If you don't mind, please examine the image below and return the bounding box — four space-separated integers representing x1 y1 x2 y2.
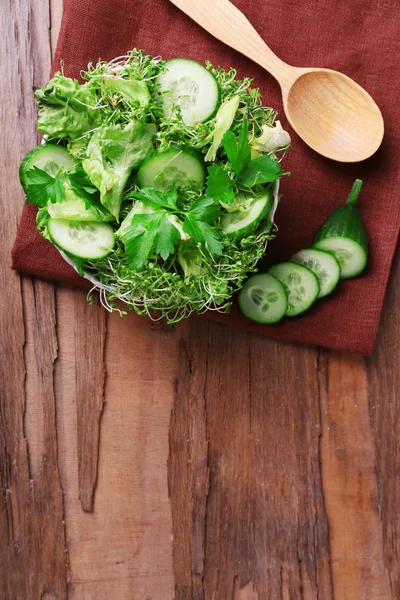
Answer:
239 180 368 324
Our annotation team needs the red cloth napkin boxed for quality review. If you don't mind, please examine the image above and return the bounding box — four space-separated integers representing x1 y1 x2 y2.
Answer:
12 0 400 354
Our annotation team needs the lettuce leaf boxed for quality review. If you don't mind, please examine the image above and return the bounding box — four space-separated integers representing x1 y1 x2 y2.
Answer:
36 207 52 241
82 121 156 220
100 76 150 107
35 73 99 141
250 121 291 154
204 95 240 162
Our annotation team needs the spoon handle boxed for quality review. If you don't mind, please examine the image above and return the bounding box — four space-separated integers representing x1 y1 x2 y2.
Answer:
168 0 296 88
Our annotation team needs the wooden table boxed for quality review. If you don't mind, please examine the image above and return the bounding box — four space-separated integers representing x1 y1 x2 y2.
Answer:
1 2 399 598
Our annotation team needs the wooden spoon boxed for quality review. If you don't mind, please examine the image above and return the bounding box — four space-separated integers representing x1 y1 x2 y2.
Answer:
169 0 384 162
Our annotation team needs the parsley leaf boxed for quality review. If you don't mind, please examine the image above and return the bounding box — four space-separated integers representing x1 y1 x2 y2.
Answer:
122 212 181 269
183 217 223 256
222 119 251 176
67 168 99 202
132 186 179 211
67 168 109 215
123 188 223 267
205 165 234 204
186 196 221 222
25 166 65 207
237 154 282 187
183 196 222 255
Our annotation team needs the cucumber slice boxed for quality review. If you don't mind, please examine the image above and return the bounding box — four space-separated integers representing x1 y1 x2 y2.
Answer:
268 262 320 317
136 148 205 192
313 237 367 279
48 219 115 261
290 248 341 298
19 144 75 191
221 189 273 237
238 273 288 324
313 179 368 279
156 58 221 126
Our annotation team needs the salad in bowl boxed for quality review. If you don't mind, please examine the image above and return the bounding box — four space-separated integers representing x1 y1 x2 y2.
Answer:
19 50 290 322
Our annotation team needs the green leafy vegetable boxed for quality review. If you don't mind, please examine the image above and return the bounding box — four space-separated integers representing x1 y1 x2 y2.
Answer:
237 154 282 187
25 166 65 206
34 73 99 141
185 196 221 223
205 165 234 204
100 76 150 107
222 119 251 176
82 121 156 220
183 217 223 256
36 206 52 241
250 121 291 154
123 188 222 264
183 195 223 255
123 212 181 268
132 186 179 211
204 95 240 162
178 241 204 278
67 168 103 207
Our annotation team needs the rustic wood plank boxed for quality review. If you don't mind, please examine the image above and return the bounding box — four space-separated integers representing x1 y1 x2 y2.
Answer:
0 0 68 597
5 1 398 599
74 293 107 512
318 350 391 599
367 246 400 598
168 322 210 600
169 322 333 599
55 291 178 598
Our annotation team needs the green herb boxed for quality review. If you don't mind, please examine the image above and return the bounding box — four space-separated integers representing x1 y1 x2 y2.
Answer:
237 154 282 187
183 196 223 256
222 119 251 176
205 165 234 204
67 169 110 217
25 166 65 206
124 188 223 263
123 212 181 269
132 186 179 211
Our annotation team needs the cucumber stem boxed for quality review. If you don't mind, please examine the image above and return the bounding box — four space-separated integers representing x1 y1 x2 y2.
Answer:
346 179 363 205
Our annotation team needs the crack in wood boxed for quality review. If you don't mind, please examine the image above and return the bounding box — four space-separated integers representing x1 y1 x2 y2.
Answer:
74 294 107 512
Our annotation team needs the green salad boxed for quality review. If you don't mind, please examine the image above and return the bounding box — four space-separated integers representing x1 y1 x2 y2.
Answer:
19 50 290 322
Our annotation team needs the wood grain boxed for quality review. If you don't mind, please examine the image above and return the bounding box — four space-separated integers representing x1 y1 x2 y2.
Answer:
169 323 333 599
319 351 391 599
74 294 107 512
55 292 179 598
367 246 400 598
0 0 67 597
1 0 399 598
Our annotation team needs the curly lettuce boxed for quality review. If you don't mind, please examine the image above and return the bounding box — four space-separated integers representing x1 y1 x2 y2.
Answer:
82 121 156 220
35 73 99 140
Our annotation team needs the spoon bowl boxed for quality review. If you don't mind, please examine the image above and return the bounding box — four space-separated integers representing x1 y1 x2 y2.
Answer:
285 69 384 162
169 0 384 162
